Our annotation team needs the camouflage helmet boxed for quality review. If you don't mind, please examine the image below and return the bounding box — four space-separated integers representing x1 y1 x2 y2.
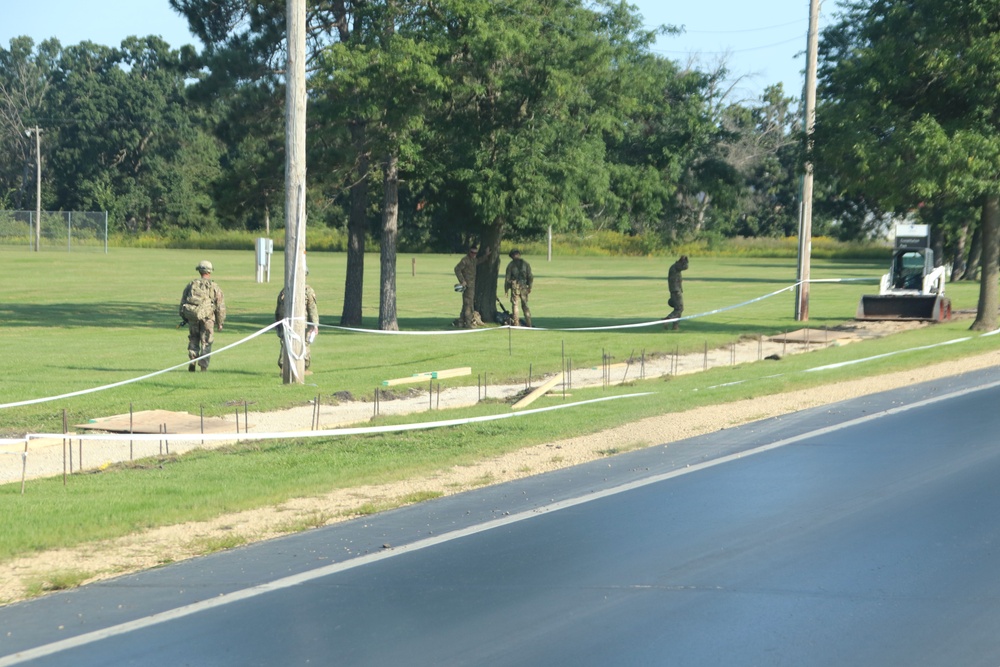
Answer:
196 260 214 274
508 249 521 259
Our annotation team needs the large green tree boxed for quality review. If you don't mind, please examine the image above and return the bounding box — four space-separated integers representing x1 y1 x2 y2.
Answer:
0 38 59 210
45 37 220 232
816 0 1000 330
426 0 684 320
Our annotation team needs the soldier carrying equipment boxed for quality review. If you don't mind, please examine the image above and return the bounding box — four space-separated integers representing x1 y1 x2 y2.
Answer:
179 260 226 372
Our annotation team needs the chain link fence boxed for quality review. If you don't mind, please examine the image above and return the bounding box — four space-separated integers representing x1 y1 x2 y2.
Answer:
0 211 108 252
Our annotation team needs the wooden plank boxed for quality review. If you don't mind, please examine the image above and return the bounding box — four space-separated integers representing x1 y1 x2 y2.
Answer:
383 367 472 386
512 373 564 411
431 367 471 380
382 375 431 387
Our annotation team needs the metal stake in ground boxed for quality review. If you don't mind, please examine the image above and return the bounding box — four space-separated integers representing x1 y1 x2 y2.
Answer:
129 403 134 460
61 410 69 486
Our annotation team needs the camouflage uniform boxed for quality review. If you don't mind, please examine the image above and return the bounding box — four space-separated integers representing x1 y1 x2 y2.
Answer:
665 255 688 330
275 284 319 370
454 246 489 327
179 262 226 371
503 250 534 327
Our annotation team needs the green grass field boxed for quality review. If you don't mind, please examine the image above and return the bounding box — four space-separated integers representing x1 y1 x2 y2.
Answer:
1 246 996 581
3 246 973 432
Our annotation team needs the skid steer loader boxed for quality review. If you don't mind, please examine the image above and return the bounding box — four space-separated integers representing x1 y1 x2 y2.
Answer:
856 224 952 322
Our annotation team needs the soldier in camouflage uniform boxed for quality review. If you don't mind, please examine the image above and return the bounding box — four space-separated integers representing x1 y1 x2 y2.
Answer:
179 260 226 371
665 255 688 330
453 244 490 328
503 249 534 327
275 281 319 372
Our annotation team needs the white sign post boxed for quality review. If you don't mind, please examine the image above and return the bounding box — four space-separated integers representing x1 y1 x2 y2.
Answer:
256 237 274 283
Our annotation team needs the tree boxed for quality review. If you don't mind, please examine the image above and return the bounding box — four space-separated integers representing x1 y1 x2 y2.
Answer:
45 37 220 232
428 0 681 321
815 0 1000 330
717 85 801 238
0 37 59 209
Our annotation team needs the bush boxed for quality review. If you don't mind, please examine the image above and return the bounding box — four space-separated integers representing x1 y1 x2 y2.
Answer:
107 228 890 260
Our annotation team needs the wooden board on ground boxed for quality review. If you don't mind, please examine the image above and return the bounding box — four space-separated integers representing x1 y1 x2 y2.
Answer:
383 367 472 386
512 373 564 411
768 329 859 344
76 410 240 434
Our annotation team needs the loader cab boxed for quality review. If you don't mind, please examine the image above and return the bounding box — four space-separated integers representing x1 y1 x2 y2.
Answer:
890 248 933 291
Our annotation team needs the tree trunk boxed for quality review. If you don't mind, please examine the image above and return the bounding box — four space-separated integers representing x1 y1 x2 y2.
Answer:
340 124 369 326
378 153 399 331
952 218 970 281
475 217 504 324
965 222 982 281
971 194 999 331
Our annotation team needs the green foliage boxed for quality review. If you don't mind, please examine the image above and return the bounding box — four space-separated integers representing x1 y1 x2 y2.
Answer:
816 0 1000 329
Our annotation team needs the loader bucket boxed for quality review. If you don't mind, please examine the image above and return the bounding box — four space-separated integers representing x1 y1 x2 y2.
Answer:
856 294 952 322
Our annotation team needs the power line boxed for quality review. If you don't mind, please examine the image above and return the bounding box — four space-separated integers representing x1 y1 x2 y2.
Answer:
650 35 805 57
681 19 808 35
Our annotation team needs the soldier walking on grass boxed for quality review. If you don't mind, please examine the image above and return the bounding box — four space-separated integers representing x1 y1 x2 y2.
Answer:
179 260 226 371
504 249 534 327
665 255 688 330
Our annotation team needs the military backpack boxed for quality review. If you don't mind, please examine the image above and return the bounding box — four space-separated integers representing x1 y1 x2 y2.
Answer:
181 279 215 323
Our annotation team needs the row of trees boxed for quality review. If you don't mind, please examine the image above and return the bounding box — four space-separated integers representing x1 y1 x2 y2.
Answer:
2 0 998 329
1 0 806 325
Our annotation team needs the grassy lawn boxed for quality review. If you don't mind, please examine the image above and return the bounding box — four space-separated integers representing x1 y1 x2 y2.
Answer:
0 246 995 568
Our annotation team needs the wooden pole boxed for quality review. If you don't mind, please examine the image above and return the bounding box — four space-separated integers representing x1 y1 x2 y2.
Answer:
282 0 308 383
795 0 820 321
25 127 42 252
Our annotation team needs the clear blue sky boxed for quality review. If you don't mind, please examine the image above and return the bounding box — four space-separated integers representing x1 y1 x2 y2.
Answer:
0 0 824 100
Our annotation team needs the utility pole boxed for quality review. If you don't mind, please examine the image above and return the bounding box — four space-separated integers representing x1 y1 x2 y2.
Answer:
281 0 308 383
25 127 42 252
795 0 820 321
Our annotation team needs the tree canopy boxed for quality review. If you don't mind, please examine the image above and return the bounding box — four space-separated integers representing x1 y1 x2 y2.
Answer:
815 0 1000 330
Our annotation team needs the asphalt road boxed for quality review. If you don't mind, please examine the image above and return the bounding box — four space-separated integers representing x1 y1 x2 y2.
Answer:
3 367 1000 666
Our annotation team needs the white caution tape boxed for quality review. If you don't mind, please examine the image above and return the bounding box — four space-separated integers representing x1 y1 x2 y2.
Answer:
27 393 653 444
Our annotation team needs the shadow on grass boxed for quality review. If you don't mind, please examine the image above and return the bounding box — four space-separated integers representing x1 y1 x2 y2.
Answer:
1 303 278 332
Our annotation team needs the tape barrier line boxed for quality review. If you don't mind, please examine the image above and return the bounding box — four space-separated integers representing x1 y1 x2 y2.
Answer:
323 278 878 335
0 276 878 410
803 337 973 373
26 392 653 444
704 329 996 391
0 321 282 410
